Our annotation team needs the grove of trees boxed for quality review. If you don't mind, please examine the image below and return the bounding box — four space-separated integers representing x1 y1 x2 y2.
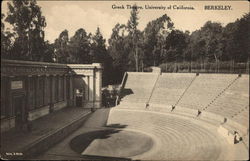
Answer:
1 1 249 85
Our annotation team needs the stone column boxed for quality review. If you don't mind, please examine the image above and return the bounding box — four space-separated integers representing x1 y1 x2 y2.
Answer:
81 76 87 105
7 76 13 117
35 76 39 108
64 75 67 101
87 76 90 101
68 75 74 107
50 75 55 112
26 76 31 111
57 75 60 102
42 76 45 106
95 67 102 108
89 74 94 104
7 76 14 129
92 64 102 108
26 76 32 122
46 75 51 105
44 75 49 105
93 70 96 105
56 75 59 102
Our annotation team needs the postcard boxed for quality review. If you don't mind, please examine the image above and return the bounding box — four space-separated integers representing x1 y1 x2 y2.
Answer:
1 0 249 160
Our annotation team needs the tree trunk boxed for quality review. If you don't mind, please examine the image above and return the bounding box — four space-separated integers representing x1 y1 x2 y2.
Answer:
142 60 144 72
213 53 218 73
246 59 249 74
135 46 138 72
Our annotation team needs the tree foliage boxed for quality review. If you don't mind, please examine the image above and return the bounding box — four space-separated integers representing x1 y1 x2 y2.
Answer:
91 27 113 86
108 24 130 71
127 5 140 72
1 0 249 85
143 14 174 66
68 28 91 64
1 14 14 59
164 30 189 62
5 0 46 61
91 27 107 63
223 13 250 62
54 29 69 63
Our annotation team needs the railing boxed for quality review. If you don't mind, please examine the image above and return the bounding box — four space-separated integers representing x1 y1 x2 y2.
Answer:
115 72 128 106
146 71 161 107
201 75 240 111
159 61 249 74
173 74 198 107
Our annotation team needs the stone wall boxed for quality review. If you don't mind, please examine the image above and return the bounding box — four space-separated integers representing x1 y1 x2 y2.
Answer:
68 63 102 108
1 59 102 132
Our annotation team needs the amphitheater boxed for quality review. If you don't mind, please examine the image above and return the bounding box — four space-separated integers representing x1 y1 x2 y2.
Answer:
39 72 249 160
79 72 249 160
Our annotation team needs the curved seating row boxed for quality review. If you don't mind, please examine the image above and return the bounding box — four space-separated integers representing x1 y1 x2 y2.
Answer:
119 73 249 147
107 109 246 160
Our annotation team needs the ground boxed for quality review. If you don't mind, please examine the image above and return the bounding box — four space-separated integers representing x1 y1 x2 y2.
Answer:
35 107 249 160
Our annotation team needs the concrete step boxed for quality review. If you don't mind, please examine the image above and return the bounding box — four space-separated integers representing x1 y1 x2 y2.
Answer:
107 108 234 160
1 109 92 159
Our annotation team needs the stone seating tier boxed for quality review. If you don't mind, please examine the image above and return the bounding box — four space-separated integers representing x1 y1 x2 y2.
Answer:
150 73 195 106
178 74 237 110
119 73 249 146
206 75 249 127
120 72 158 105
107 108 248 160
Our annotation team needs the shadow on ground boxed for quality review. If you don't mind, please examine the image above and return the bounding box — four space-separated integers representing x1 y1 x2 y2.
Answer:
70 108 128 155
70 128 125 154
120 88 134 99
81 107 113 128
105 123 128 128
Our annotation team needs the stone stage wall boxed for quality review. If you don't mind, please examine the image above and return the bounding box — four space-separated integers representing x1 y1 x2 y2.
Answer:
1 59 102 132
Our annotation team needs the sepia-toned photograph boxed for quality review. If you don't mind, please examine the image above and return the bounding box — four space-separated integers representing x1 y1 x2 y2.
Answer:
1 0 249 160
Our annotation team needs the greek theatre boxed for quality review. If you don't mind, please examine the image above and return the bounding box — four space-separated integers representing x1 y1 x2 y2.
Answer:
1 59 102 132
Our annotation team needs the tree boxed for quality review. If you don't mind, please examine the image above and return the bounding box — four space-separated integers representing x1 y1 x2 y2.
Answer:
43 40 54 62
91 27 113 85
68 28 91 63
127 4 140 72
1 13 14 59
108 23 130 83
186 21 223 65
164 30 189 62
201 21 223 63
235 13 250 62
109 23 127 69
91 27 107 63
5 0 46 61
222 22 237 62
54 29 69 63
143 14 174 66
223 13 250 62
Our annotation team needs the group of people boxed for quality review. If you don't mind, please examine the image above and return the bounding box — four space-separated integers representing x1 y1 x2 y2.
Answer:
102 89 116 108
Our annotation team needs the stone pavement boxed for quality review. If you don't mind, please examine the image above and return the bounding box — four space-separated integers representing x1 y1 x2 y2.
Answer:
35 108 133 160
30 107 249 160
35 108 113 160
0 107 91 160
107 108 249 160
